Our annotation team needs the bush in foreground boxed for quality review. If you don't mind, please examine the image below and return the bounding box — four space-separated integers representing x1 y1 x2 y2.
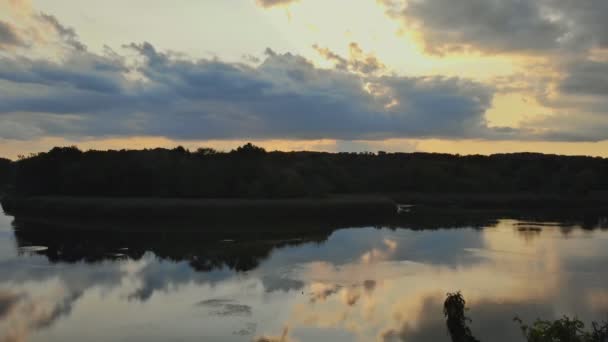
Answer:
444 292 608 342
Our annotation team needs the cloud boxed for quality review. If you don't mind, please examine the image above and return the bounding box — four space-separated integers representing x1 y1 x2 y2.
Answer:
37 13 86 51
0 289 80 342
0 20 23 49
375 0 608 142
0 38 497 141
1 3 88 55
312 44 348 70
7 0 31 12
313 42 385 74
341 287 361 306
0 290 23 319
3 4 606 144
254 326 295 342
521 111 608 142
256 0 299 8
309 282 341 303
196 299 252 316
549 0 608 49
261 275 306 292
0 52 125 93
378 0 608 55
511 56 608 142
347 42 385 74
560 59 608 97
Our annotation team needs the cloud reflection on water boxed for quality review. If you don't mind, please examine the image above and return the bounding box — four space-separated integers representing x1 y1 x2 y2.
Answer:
0 215 607 341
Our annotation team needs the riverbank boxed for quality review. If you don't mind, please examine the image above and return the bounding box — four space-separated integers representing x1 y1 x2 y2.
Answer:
3 193 608 233
0 195 397 223
4 193 608 220
390 192 608 209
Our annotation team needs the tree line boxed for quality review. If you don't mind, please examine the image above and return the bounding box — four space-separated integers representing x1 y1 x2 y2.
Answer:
0 157 12 194
3 144 608 198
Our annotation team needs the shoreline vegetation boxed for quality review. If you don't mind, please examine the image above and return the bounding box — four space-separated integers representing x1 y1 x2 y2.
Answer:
3 195 608 233
3 193 608 216
444 292 608 342
1 144 608 222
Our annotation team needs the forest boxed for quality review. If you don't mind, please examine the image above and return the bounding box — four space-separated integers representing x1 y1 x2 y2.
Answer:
2 144 608 198
0 157 11 193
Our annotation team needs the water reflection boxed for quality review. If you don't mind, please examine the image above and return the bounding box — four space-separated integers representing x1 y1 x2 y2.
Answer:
0 212 607 341
12 221 332 272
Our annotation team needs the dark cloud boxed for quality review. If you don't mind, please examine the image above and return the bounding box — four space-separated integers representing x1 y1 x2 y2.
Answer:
38 13 87 51
548 0 608 49
380 0 564 54
0 41 496 141
560 59 608 97
256 0 299 8
0 54 125 94
0 20 23 48
379 0 608 55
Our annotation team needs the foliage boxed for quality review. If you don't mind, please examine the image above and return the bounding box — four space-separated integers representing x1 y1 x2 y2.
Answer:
0 157 13 194
6 144 608 198
443 292 608 342
514 316 608 342
444 292 480 342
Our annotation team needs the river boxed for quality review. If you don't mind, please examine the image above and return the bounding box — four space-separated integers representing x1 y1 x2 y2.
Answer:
0 210 607 341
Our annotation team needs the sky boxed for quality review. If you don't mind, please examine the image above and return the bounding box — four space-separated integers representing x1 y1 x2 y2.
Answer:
1 0 608 158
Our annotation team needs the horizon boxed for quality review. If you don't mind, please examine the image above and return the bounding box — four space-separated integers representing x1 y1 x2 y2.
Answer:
4 142 608 162
2 0 608 157
2 2 608 339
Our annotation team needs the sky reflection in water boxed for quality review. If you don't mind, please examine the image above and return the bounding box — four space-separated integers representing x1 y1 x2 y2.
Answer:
0 212 607 342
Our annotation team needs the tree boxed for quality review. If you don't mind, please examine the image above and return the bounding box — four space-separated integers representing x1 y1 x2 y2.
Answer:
233 143 266 156
444 292 480 342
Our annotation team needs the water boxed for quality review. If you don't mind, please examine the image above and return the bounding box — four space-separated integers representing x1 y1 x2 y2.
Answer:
1 211 607 341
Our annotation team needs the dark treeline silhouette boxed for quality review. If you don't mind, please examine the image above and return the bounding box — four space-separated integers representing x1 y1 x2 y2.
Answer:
5 144 608 198
0 157 11 193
